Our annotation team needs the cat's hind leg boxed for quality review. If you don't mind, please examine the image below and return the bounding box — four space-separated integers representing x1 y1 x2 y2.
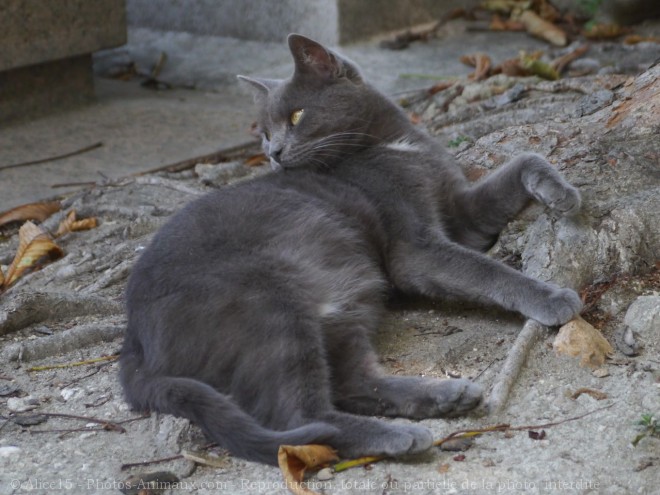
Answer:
449 153 580 251
326 323 482 419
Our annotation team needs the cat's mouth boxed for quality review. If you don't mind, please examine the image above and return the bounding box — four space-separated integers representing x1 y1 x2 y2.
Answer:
270 157 283 171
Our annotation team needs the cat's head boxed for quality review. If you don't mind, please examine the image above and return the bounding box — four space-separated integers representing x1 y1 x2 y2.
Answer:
238 34 393 171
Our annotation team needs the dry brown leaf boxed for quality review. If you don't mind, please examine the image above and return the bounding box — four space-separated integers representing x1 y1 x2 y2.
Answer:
551 43 590 74
490 14 525 31
554 316 613 369
519 10 567 46
493 57 530 77
534 0 560 22
2 221 64 289
481 0 530 14
278 444 338 495
55 210 98 237
623 34 660 45
244 153 268 167
571 388 609 401
459 53 492 81
520 52 560 80
584 23 628 40
181 449 230 468
0 201 61 227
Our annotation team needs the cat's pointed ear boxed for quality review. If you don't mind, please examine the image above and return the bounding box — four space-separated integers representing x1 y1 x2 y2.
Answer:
287 34 362 83
237 75 280 100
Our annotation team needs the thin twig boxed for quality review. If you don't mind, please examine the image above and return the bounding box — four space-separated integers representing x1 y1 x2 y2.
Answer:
333 402 616 472
33 412 126 433
0 142 103 172
50 141 260 189
120 442 216 471
27 354 119 372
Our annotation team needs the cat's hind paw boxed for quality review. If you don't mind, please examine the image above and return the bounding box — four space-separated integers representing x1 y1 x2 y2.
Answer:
428 378 483 417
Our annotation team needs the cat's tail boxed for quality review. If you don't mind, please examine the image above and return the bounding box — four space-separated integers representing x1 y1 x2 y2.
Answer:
120 352 338 465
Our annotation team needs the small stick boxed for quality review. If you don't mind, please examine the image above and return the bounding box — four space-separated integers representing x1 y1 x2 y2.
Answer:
487 319 545 413
120 454 184 471
0 142 103 172
120 442 216 471
34 412 126 433
333 403 615 472
27 354 119 372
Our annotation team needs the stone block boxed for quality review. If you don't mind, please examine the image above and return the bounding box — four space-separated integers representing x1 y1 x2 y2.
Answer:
0 0 126 71
0 0 126 124
126 0 480 45
0 56 94 126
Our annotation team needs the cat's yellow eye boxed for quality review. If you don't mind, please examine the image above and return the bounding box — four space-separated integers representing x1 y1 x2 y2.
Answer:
290 109 304 126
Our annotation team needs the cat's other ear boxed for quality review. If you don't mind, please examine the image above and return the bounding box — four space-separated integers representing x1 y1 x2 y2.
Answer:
237 75 280 100
287 34 362 83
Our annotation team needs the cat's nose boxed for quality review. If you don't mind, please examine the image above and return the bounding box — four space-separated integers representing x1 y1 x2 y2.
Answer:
269 147 283 163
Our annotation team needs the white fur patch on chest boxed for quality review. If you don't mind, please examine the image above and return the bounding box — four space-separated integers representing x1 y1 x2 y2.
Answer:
318 302 342 317
383 137 423 152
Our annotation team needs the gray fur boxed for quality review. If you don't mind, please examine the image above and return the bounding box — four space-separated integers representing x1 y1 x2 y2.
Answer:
120 34 582 465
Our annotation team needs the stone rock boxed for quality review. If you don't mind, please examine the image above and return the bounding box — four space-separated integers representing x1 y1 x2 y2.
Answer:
623 296 660 354
317 467 334 481
0 446 22 458
7 396 39 413
195 161 249 185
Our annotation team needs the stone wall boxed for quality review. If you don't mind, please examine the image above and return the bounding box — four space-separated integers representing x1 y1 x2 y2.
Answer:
126 0 480 45
0 0 126 125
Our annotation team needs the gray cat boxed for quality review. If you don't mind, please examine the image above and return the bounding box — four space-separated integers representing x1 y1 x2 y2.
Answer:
120 34 582 465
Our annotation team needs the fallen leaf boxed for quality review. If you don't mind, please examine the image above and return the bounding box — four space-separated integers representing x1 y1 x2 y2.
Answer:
181 449 230 468
439 436 474 451
278 444 338 495
480 0 530 14
528 430 546 440
2 221 64 289
623 34 660 45
519 10 567 46
453 454 466 461
535 0 560 22
55 210 98 237
243 153 268 167
520 51 560 80
0 201 61 227
490 14 525 31
571 388 609 401
460 53 492 81
583 23 628 40
554 316 614 369
493 57 530 77
551 44 590 74
428 80 456 95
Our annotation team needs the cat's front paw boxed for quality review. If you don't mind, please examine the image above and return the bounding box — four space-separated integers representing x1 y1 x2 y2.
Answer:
533 178 581 216
532 287 582 326
522 155 582 216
